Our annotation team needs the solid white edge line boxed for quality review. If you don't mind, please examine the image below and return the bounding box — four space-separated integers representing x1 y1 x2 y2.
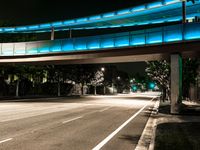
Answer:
92 97 156 150
62 116 83 124
0 138 13 144
135 99 160 150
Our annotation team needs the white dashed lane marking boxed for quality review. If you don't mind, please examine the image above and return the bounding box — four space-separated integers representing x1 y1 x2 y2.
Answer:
0 138 13 144
62 116 83 124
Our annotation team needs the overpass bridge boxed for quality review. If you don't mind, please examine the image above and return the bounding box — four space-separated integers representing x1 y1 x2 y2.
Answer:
0 0 200 113
0 22 199 64
0 0 199 33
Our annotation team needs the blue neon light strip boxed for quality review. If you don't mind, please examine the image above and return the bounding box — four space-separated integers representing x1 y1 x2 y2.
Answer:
0 0 199 33
0 22 199 56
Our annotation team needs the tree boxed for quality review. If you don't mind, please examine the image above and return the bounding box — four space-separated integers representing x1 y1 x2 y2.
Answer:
182 58 199 99
0 67 9 96
146 59 199 101
45 65 62 96
102 65 118 94
90 70 104 95
145 60 170 101
115 71 130 93
4 65 26 97
13 65 26 97
27 66 46 95
131 73 150 92
72 65 98 95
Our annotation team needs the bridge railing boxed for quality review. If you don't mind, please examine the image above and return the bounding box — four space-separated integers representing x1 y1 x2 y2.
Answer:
0 22 200 56
0 0 183 33
1 0 200 33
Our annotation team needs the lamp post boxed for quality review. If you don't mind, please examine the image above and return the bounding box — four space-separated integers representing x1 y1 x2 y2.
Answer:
101 67 106 95
130 79 133 93
117 76 120 93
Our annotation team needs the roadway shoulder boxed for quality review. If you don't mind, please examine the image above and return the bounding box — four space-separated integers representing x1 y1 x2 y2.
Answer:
135 98 160 150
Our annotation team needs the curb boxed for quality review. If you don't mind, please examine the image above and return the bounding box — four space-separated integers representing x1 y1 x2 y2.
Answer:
135 98 160 150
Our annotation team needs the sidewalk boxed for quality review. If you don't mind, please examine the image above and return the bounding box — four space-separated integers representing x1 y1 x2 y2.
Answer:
135 99 200 150
154 100 200 150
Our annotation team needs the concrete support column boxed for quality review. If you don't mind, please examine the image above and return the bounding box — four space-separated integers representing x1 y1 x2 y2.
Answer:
51 27 55 40
170 54 182 114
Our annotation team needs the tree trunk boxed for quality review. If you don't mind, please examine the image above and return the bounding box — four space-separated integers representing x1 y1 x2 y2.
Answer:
183 83 190 100
162 87 166 102
94 85 97 95
16 80 20 97
81 83 84 95
57 74 61 97
189 83 197 101
112 83 114 94
57 81 60 97
103 86 106 95
166 88 170 101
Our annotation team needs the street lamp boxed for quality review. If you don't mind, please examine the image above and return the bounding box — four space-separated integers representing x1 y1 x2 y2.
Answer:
101 67 106 95
116 76 121 93
101 67 105 72
117 76 121 80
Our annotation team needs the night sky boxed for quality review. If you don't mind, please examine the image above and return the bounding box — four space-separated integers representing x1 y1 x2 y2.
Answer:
0 0 155 26
0 0 152 75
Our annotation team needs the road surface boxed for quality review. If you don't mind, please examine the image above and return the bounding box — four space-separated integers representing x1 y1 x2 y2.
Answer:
0 93 159 150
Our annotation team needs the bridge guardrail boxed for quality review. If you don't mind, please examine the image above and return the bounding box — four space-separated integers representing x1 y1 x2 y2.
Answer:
0 22 200 56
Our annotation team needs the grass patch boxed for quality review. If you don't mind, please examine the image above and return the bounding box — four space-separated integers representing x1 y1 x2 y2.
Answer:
155 122 200 150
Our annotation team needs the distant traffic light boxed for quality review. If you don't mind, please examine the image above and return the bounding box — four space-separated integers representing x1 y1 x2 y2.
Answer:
132 85 137 91
149 82 156 90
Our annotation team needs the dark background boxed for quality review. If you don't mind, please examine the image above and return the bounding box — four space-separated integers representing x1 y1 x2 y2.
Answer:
0 0 154 75
0 0 155 26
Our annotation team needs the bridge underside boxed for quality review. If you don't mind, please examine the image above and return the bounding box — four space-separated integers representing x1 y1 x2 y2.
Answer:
0 40 199 114
0 40 199 65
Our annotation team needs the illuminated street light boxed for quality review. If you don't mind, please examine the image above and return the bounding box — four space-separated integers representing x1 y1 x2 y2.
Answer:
117 76 121 80
130 78 135 83
101 67 105 72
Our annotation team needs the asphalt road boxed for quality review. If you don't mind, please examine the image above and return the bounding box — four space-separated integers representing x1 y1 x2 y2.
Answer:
0 93 159 150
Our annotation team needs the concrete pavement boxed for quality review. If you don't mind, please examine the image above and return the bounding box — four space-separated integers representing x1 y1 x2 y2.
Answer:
0 93 158 150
